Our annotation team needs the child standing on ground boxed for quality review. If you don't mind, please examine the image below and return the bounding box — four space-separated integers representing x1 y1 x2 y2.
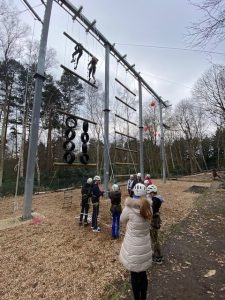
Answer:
109 184 122 239
147 184 164 264
79 178 93 226
127 174 134 196
91 175 104 232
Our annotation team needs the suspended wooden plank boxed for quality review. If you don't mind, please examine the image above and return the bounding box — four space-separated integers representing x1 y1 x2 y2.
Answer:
114 162 138 165
63 31 94 57
57 109 97 125
115 147 138 153
115 96 136 111
115 78 136 96
114 174 132 177
60 64 98 89
54 163 97 167
115 130 137 140
115 114 137 126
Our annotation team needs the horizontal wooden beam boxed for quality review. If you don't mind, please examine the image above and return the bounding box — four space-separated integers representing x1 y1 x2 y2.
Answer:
115 78 136 96
115 114 136 126
54 163 97 167
115 96 136 111
60 64 98 89
115 147 138 153
114 162 138 165
114 174 132 177
115 130 137 140
63 31 94 57
57 109 97 125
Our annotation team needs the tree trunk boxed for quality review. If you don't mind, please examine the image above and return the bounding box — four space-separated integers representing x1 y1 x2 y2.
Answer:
0 91 10 187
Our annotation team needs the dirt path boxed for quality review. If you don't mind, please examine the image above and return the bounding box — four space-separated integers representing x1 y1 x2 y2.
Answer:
146 184 225 300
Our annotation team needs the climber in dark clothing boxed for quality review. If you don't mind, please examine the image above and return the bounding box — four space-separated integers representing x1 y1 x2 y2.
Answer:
79 178 93 226
109 184 122 239
71 43 83 69
88 56 98 84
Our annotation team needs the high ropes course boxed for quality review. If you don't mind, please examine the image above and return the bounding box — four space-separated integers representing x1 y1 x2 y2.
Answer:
21 0 168 219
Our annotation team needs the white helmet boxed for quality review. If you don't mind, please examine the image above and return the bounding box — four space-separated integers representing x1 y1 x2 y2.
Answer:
130 174 134 178
144 179 149 186
147 184 157 194
94 175 101 181
87 178 93 184
146 174 151 178
133 183 146 196
137 172 141 177
112 184 119 191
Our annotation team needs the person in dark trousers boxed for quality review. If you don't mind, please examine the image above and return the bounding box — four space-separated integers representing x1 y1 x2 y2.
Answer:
147 184 164 264
91 175 103 232
88 56 98 84
79 178 93 226
71 43 83 69
130 172 144 197
109 184 122 239
119 183 152 300
127 174 134 196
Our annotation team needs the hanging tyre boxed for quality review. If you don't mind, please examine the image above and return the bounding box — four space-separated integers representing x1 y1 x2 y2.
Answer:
63 151 75 164
81 132 89 143
64 128 76 140
79 153 89 164
82 143 88 153
83 121 89 132
65 116 77 128
63 140 75 151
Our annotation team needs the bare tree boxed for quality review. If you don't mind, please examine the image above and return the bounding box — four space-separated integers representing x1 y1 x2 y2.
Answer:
187 0 225 47
192 64 225 125
0 0 30 187
174 98 208 173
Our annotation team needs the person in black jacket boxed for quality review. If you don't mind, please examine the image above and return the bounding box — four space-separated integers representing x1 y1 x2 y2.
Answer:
79 178 93 226
71 43 83 69
146 184 164 264
109 184 122 239
91 175 104 232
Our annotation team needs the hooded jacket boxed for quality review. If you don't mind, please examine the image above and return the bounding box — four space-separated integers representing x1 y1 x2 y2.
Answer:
119 197 152 272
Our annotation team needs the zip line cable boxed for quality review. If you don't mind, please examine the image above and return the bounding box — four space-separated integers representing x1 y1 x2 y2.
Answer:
115 43 225 56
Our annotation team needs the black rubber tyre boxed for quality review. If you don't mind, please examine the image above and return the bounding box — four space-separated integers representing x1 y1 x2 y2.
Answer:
81 132 89 143
65 116 77 128
63 140 75 151
83 121 89 132
79 153 89 164
63 151 75 164
64 128 76 140
82 143 88 153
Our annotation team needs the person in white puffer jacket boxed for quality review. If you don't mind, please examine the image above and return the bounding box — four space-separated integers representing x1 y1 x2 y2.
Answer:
119 183 152 300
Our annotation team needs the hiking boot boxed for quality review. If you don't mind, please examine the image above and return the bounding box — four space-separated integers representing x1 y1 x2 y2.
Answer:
84 222 89 226
93 227 101 233
153 256 163 264
79 221 83 226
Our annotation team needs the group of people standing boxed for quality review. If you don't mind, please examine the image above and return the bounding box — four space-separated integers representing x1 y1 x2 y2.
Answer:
79 172 164 300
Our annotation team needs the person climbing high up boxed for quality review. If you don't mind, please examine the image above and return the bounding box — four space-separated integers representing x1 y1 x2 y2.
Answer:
71 43 83 69
88 56 98 84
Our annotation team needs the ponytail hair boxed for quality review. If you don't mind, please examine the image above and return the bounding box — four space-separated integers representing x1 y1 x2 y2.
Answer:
139 197 152 220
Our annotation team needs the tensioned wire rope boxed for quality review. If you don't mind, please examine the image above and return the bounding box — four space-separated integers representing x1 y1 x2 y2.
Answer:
126 73 138 175
122 70 138 175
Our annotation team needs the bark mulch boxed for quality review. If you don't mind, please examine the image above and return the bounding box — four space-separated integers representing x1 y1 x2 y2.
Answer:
146 182 225 300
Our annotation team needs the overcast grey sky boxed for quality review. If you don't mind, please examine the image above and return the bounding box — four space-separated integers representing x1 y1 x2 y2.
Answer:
16 0 225 107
